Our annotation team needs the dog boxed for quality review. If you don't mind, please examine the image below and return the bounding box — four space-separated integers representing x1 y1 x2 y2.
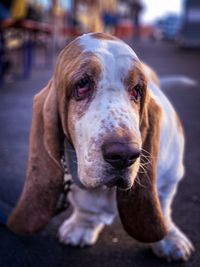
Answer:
7 33 194 262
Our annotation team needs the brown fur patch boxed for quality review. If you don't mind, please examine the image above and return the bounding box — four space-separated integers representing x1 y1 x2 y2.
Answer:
142 62 160 87
124 61 148 115
7 82 64 234
124 61 146 88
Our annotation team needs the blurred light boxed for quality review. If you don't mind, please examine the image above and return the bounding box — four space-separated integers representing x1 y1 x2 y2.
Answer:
60 0 71 10
37 0 71 9
37 0 50 7
142 0 182 23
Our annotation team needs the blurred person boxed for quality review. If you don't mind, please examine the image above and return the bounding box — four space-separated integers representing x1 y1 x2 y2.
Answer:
0 0 13 82
101 0 118 34
26 2 42 22
76 1 103 33
102 11 118 35
0 0 27 82
0 0 13 20
0 0 27 21
11 0 27 21
0 0 46 82
129 0 144 39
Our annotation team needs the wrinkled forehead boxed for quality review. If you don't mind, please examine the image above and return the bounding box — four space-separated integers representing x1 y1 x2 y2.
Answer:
79 33 138 59
78 33 139 76
54 33 142 86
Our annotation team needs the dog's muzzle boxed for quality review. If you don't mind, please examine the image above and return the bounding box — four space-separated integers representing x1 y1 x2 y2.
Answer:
102 141 141 189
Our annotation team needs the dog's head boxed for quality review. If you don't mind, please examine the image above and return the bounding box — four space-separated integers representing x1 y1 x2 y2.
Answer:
7 33 167 242
66 33 145 189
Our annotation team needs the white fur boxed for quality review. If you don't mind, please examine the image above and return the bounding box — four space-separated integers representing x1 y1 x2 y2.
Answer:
58 34 194 261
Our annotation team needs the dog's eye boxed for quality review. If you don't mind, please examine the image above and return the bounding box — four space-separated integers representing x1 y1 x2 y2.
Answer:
129 84 142 102
75 77 92 100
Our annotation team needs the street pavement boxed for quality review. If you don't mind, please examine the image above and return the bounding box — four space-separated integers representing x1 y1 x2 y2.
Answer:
0 39 200 267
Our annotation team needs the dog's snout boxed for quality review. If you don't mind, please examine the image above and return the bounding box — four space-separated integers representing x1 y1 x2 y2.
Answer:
102 141 140 169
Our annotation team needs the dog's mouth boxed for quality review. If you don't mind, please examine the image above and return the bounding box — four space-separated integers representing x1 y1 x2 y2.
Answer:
105 176 133 190
104 168 134 190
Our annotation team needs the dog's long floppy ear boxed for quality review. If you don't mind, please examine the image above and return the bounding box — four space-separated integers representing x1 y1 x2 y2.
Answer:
117 96 168 243
7 80 64 235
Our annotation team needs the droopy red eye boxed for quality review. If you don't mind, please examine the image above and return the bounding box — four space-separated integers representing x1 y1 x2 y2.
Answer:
75 76 92 101
129 84 142 102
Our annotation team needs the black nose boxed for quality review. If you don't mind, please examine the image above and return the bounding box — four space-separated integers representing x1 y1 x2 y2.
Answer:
102 142 141 169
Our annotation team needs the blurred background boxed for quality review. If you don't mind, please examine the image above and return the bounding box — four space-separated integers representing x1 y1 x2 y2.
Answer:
0 1 200 267
0 0 200 81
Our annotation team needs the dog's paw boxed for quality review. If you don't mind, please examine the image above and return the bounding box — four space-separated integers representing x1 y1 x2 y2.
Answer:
151 226 195 262
58 216 104 247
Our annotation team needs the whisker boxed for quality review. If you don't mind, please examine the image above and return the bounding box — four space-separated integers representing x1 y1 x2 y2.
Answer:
140 157 152 168
141 148 157 159
135 175 146 188
140 165 152 186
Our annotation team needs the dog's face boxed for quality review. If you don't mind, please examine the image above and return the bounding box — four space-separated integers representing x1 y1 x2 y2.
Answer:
63 33 147 189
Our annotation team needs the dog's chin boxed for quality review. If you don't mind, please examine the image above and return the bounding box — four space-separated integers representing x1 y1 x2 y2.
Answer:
77 166 136 190
103 166 136 190
79 174 133 191
105 176 134 191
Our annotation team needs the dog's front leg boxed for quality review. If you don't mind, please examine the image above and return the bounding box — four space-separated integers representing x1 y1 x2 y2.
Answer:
151 172 195 261
58 185 116 247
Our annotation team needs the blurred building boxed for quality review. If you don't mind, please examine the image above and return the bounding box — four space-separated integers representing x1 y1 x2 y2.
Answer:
72 0 153 38
153 15 181 41
179 0 200 47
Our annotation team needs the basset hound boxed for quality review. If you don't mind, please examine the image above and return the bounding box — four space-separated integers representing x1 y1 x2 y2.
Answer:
7 33 194 262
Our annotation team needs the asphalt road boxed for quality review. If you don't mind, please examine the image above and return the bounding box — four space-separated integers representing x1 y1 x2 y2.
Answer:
0 39 200 267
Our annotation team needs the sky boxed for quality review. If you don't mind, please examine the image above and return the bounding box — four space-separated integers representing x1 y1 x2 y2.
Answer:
38 0 183 23
142 0 182 23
